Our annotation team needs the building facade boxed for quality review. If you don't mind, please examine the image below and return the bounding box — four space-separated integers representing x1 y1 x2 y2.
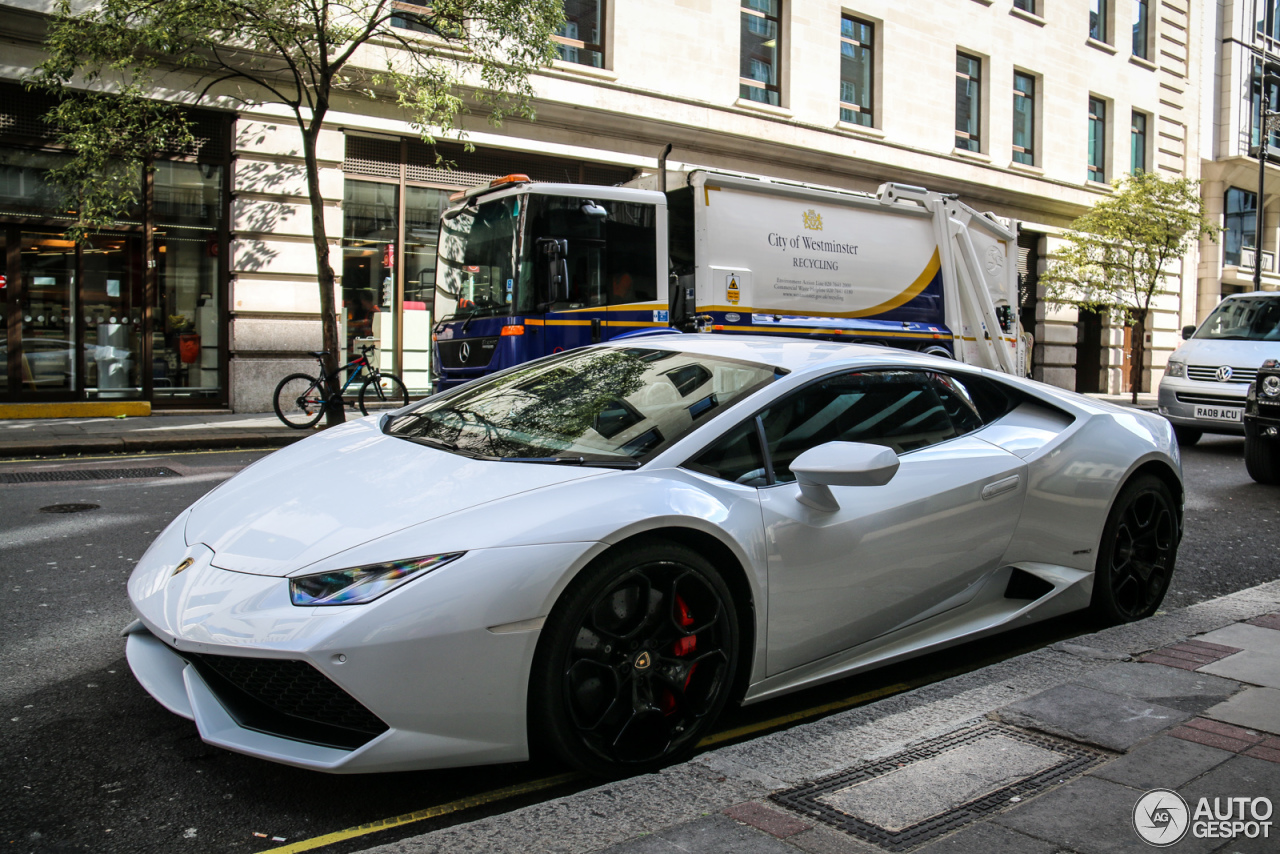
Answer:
0 0 1203 411
1198 1 1280 324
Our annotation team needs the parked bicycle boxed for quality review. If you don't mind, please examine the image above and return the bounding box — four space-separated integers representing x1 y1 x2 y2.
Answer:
273 344 409 428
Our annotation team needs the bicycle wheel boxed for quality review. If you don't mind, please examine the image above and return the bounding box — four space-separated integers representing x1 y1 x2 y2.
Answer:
273 373 327 429
359 372 409 416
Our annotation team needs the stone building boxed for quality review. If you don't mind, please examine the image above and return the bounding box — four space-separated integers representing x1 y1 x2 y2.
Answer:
0 0 1202 412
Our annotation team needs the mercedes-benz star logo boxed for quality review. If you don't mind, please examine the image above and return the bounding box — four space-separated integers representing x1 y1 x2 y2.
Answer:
1217 365 1234 382
1133 788 1189 847
460 342 471 362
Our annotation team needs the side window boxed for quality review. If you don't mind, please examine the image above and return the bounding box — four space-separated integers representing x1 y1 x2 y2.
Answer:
686 418 768 486
760 370 966 483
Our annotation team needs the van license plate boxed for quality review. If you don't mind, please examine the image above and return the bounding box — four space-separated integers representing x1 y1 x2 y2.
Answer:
1194 405 1242 422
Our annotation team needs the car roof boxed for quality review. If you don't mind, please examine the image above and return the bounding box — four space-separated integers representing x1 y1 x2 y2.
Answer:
608 333 949 377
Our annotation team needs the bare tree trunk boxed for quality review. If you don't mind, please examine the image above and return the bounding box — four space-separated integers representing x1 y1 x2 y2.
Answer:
1130 309 1147 405
300 116 345 427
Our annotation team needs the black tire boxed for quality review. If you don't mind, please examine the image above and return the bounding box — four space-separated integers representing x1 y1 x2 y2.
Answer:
358 373 409 416
1090 474 1179 625
530 540 739 777
1173 426 1202 446
1244 420 1280 485
273 373 326 429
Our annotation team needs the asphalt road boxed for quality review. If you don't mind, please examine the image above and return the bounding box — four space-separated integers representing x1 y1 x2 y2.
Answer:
0 437 1276 854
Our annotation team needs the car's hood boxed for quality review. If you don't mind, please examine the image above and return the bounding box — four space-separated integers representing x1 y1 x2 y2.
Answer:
1173 339 1278 367
185 418 606 577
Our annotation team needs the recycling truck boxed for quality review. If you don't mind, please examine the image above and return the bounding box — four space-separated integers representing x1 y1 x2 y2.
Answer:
431 169 1025 388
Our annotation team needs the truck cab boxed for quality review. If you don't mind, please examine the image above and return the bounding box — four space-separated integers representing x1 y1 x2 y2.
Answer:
432 176 670 389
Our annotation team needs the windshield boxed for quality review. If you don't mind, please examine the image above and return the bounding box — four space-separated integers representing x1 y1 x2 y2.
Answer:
434 195 531 321
384 346 782 464
1194 296 1280 341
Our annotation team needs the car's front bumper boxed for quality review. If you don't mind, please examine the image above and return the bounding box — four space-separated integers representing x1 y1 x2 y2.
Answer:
1157 377 1250 434
125 519 598 773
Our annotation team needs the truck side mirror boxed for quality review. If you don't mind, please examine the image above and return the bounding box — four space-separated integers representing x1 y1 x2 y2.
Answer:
1181 325 1196 340
537 238 570 303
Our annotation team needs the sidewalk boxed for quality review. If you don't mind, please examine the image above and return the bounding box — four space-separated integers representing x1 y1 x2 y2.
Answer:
0 393 1159 459
0 411 309 457
358 581 1280 854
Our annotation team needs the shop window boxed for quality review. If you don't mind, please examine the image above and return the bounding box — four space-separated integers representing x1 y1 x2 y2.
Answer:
343 180 399 369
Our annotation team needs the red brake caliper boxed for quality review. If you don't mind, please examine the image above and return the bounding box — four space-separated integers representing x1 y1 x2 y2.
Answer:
661 594 698 716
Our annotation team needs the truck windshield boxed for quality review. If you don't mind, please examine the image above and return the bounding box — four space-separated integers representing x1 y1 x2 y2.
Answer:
383 346 781 464
434 195 531 321
1195 296 1280 341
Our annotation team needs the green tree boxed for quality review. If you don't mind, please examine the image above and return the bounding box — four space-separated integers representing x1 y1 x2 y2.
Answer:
29 0 564 424
1041 171 1218 403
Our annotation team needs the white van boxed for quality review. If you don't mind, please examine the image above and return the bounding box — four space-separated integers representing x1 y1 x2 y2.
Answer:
1159 292 1280 444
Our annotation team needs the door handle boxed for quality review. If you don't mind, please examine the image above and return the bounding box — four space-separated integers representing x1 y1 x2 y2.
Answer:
981 475 1020 500
591 318 602 344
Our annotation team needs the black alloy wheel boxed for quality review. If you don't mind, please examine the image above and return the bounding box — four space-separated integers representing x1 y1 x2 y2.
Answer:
531 540 739 777
1090 474 1179 624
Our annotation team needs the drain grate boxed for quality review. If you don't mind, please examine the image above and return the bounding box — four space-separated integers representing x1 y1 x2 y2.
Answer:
0 467 180 484
770 722 1106 851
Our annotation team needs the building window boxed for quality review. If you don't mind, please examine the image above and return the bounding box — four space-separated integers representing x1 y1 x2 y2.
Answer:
740 0 782 106
1014 0 1035 12
1133 0 1149 58
1224 188 1257 267
955 52 982 152
1253 61 1280 152
1130 111 1147 173
553 1 605 68
1090 0 1108 42
1088 97 1107 182
1259 1 1280 41
1013 72 1035 165
840 16 873 126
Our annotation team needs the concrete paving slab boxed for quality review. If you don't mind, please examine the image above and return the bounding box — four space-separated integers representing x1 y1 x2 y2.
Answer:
1177 755 1280 852
1194 624 1280 657
815 733 1062 831
1074 662 1242 714
785 824 883 854
1200 650 1280 689
913 821 1060 854
1203 687 1280 736
996 683 1189 752
1088 735 1234 789
597 815 797 854
993 776 1219 854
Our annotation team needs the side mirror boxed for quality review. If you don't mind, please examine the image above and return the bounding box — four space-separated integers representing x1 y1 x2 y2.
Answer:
1181 325 1196 340
790 441 900 512
537 238 570 303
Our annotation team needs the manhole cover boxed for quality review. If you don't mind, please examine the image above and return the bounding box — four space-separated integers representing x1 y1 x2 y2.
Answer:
771 722 1106 851
38 503 101 514
0 467 179 484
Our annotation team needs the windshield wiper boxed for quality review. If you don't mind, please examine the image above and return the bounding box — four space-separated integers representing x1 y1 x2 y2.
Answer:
499 456 641 469
399 435 460 452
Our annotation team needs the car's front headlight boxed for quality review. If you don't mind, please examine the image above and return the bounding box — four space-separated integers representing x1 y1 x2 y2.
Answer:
1165 360 1186 378
1264 375 1280 397
289 552 464 606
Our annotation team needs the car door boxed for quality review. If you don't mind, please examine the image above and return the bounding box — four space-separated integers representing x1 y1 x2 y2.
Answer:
756 369 1028 676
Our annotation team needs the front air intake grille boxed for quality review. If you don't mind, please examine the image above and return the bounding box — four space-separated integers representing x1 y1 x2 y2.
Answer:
185 652 388 750
1175 393 1246 406
1188 365 1258 384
